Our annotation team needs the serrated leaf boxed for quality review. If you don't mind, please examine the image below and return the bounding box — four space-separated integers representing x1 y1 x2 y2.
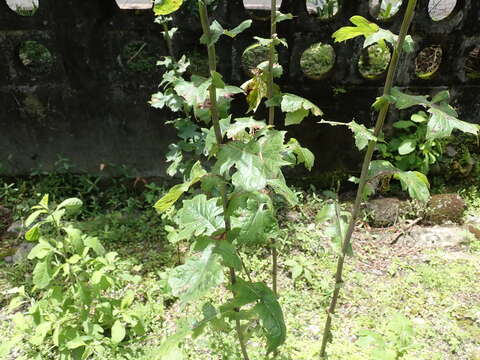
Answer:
168 244 224 303
281 94 322 126
224 20 252 38
111 321 126 344
390 88 430 109
230 194 278 245
427 107 479 140
200 20 224 46
153 0 183 15
350 121 377 150
332 15 379 43
175 195 224 241
394 171 430 202
225 280 286 354
211 71 225 89
226 117 267 140
213 241 242 271
157 322 190 360
285 138 315 170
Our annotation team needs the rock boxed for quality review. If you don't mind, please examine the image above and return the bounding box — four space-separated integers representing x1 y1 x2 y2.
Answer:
6 221 25 237
4 242 34 264
364 197 401 227
425 194 466 225
407 226 472 249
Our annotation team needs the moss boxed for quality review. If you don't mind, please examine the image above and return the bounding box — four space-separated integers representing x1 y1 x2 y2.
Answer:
23 93 46 120
241 45 278 76
19 40 54 74
300 43 335 80
358 43 391 79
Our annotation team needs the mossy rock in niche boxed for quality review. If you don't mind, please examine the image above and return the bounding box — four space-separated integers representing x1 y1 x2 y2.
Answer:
300 43 335 80
425 193 466 225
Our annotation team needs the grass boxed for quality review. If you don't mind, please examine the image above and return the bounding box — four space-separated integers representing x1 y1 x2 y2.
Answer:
1 174 480 359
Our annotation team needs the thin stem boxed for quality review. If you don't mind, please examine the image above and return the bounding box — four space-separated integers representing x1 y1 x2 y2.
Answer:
319 0 418 357
267 0 277 126
162 22 174 59
267 0 279 300
271 240 278 296
198 2 249 360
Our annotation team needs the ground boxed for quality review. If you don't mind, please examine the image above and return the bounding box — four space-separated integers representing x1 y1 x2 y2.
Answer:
0 175 479 359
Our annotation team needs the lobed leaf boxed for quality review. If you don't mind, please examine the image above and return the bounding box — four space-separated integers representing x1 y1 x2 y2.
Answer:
168 244 224 303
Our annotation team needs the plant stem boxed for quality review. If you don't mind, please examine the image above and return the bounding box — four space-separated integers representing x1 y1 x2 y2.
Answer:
319 0 418 357
162 22 174 59
267 0 277 127
198 2 250 360
267 0 279 299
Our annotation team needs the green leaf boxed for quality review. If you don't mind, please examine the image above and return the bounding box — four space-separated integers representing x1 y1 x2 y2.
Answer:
111 320 126 344
267 177 298 206
157 322 190 360
285 138 315 170
393 120 416 129
281 94 322 126
226 280 286 354
410 111 428 123
350 121 377 150
56 198 83 214
33 261 52 289
25 209 46 228
66 337 86 349
153 0 183 15
275 11 293 24
175 195 224 241
200 20 224 46
427 107 479 140
39 194 49 208
213 241 242 271
28 240 52 260
398 139 416 155
211 71 225 88
226 117 267 140
154 161 206 213
241 75 268 113
390 88 430 109
84 236 106 256
229 193 278 245
223 20 252 38
394 171 430 202
168 244 224 303
25 223 41 242
332 16 379 43
364 29 414 53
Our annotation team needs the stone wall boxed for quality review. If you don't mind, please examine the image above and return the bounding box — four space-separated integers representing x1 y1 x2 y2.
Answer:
1 0 479 176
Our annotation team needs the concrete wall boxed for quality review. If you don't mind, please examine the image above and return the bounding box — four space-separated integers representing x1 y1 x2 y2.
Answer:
1 0 479 176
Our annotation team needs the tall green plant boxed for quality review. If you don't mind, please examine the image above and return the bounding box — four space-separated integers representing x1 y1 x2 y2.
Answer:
151 1 319 358
318 1 479 357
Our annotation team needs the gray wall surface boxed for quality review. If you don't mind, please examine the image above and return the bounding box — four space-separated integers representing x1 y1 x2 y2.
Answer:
1 0 479 176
